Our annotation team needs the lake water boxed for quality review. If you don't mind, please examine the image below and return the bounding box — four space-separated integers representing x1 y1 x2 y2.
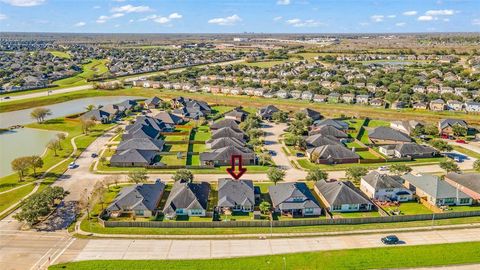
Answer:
0 96 142 128
0 128 57 177
0 96 142 177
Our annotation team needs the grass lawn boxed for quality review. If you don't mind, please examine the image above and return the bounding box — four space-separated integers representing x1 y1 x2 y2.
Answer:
332 211 382 218
0 184 35 214
164 135 188 142
344 140 363 148
192 129 211 142
50 241 480 270
356 150 380 160
367 119 390 127
186 154 201 166
53 59 109 87
167 144 189 152
159 155 186 166
358 128 370 144
452 145 480 159
384 202 433 216
244 60 289 68
446 205 480 212
191 144 206 152
48 50 71 59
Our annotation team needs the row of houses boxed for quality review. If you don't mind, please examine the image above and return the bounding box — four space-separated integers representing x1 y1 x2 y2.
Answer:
80 99 138 123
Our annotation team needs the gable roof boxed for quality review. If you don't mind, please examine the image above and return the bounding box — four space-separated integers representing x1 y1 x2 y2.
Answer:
313 119 349 130
217 178 255 208
369 127 412 142
211 119 241 130
153 111 184 125
394 143 437 156
307 144 359 160
309 125 349 138
81 109 111 121
401 173 471 199
209 137 246 150
439 119 468 129
305 134 342 147
123 124 160 140
258 105 279 118
300 108 322 120
106 181 165 212
200 146 255 162
224 108 248 119
268 182 319 208
315 180 372 206
445 173 480 193
210 127 246 141
117 137 165 152
163 181 211 215
110 148 158 164
145 96 162 105
362 171 405 190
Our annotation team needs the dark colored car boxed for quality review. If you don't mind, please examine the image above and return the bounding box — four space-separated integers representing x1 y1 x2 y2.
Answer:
3 96 10 100
91 153 98 158
381 235 400 245
296 152 305 157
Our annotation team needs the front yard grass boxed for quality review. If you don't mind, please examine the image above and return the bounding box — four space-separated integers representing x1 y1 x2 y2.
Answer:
384 202 433 215
356 150 380 160
159 155 186 166
445 205 480 212
49 241 480 270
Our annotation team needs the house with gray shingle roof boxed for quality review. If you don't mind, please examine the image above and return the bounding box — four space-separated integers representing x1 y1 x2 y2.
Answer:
224 108 248 122
208 127 246 141
309 125 349 139
81 109 113 123
444 173 480 203
368 126 412 145
314 180 374 212
313 119 349 131
305 134 342 148
163 181 211 219
257 105 280 120
217 178 255 213
300 108 322 121
307 144 359 164
153 111 184 125
401 173 473 207
206 137 246 150
144 96 162 109
360 172 413 201
117 137 164 152
438 119 468 136
200 146 256 167
268 182 321 217
210 119 241 131
110 148 160 167
105 180 165 217
379 143 438 158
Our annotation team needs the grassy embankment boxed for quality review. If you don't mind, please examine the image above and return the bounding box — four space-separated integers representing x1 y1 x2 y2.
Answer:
0 118 114 218
50 241 480 270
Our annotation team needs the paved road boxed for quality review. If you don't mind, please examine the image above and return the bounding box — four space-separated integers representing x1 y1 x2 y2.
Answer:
52 227 480 263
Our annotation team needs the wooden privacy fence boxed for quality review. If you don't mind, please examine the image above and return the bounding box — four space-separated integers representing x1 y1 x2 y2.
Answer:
100 210 480 228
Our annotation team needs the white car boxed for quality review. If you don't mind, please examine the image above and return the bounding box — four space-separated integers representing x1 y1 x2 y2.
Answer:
378 166 389 171
68 162 77 169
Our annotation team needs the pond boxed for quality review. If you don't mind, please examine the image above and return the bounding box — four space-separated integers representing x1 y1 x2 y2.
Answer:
0 96 142 177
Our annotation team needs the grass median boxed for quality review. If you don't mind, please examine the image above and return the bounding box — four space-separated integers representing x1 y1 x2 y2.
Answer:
50 241 480 270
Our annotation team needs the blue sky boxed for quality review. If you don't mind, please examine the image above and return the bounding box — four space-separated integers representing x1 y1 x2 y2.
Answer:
0 0 479 33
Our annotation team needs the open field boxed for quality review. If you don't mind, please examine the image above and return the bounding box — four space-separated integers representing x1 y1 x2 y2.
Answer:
2 88 479 126
50 242 480 270
53 59 109 87
48 50 71 59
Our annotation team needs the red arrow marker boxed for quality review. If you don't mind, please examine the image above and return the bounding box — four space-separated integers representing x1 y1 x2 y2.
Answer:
226 155 247 180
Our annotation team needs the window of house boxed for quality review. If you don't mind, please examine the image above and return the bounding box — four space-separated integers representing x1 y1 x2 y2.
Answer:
460 198 471 204
332 205 342 211
304 208 314 214
444 198 455 204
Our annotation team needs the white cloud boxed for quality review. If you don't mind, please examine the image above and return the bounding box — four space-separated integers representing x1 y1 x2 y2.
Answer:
418 15 434 21
93 5 100 9
0 13 7 20
395 22 406 27
96 13 124 24
138 13 183 24
273 16 283 21
168 12 182 19
208 14 242 26
387 15 396 18
402 11 417 16
286 18 324 27
113 0 126 2
472 19 480 26
1 0 45 7
425 9 455 16
74 21 86 27
277 0 290 5
370 15 384 22
111 5 153 13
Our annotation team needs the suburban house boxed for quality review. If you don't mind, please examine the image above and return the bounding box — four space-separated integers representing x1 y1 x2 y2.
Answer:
269 182 322 217
206 137 246 150
369 98 385 107
199 146 256 166
313 119 349 131
305 134 342 148
438 119 468 136
465 101 480 113
429 99 445 111
413 102 428 110
307 144 360 164
117 137 165 152
313 94 327 103
210 119 241 131
300 108 322 121
356 95 370 104
224 108 248 122
446 100 463 111
378 143 438 158
444 173 480 203
257 105 280 120
360 172 413 202
402 173 473 207
105 180 165 218
81 109 114 123
314 180 374 213
209 127 246 141
390 120 423 135
163 181 211 219
309 125 350 139
368 126 412 144
144 96 162 109
110 148 159 167
217 178 255 213
153 111 184 125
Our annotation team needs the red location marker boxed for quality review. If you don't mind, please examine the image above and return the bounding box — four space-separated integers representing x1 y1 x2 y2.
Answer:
226 155 247 180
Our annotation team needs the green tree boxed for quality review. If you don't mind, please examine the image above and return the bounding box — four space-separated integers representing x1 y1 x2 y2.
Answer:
172 169 194 183
452 125 467 137
389 164 412 175
345 167 368 185
424 125 439 136
259 201 271 214
47 139 61 156
85 104 96 111
11 157 30 181
30 107 52 123
439 160 460 173
267 167 286 185
26 155 43 177
430 140 453 151
271 111 289 123
306 168 328 182
474 160 480 172
128 169 148 184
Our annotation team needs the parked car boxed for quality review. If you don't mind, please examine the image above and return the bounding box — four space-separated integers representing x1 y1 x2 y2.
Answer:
68 162 77 169
378 166 389 171
381 235 400 245
269 150 277 156
3 96 10 100
296 152 305 157
455 139 467 144
91 153 98 158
